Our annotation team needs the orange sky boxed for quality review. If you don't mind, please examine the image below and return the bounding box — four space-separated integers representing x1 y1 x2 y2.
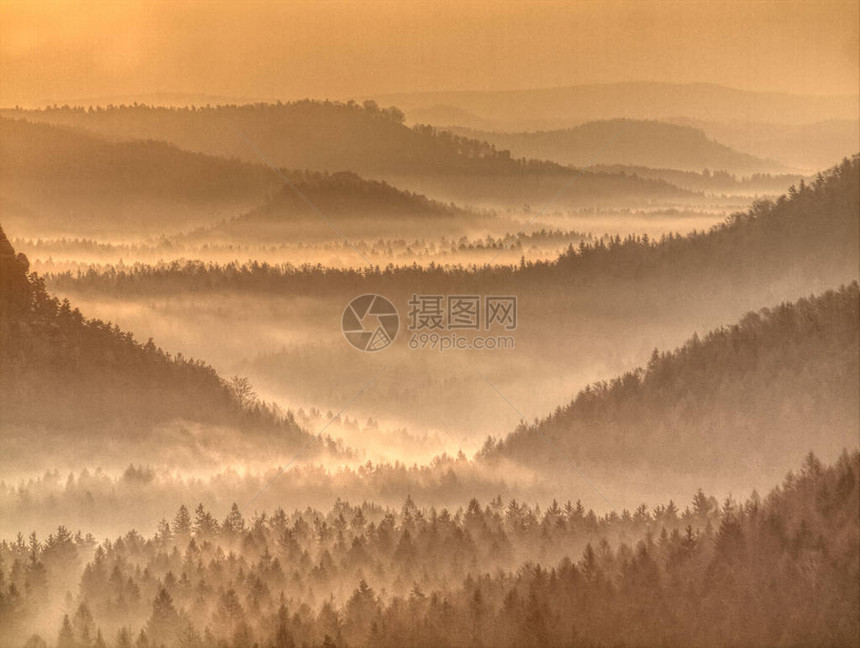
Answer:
1 0 857 106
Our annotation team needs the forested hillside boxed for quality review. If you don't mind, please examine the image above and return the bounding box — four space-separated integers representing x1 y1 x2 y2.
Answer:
485 284 859 472
1 452 856 647
0 103 688 209
0 226 316 472
0 119 279 237
0 102 568 176
0 119 480 239
39 158 858 488
445 120 782 174
590 164 802 193
194 171 478 243
53 156 859 297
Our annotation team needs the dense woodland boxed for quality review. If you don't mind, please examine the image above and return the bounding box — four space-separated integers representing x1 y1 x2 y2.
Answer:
484 283 859 470
49 156 858 297
590 164 803 193
2 8 859 648
0 452 856 647
1 99 857 648
0 226 324 473
14 229 594 271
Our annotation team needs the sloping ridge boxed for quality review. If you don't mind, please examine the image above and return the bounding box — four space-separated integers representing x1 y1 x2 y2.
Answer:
446 119 785 173
486 283 859 473
0 225 316 469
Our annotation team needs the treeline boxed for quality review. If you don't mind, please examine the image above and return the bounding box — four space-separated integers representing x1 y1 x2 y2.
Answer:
0 227 319 470
1 452 856 647
550 155 858 282
591 163 804 193
483 283 859 471
49 156 859 298
15 229 592 273
17 229 592 261
0 101 570 177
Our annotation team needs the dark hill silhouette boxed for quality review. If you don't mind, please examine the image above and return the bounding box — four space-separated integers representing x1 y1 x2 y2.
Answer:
0 102 567 176
193 170 482 243
484 283 859 475
445 120 785 174
0 117 280 237
0 225 321 473
0 103 690 211
0 117 483 240
57 157 859 300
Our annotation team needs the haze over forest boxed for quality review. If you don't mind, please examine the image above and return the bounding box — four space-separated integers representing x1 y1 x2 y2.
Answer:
0 1 858 647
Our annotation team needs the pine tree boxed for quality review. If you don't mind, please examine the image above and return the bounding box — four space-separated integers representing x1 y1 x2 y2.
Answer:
57 615 75 648
173 505 192 538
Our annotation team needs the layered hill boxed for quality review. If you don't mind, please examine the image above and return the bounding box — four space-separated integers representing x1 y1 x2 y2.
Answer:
192 170 481 243
0 117 480 240
380 82 859 130
0 225 317 473
0 103 689 211
57 157 860 299
445 120 784 174
485 283 859 475
0 102 570 176
0 117 280 237
670 118 860 172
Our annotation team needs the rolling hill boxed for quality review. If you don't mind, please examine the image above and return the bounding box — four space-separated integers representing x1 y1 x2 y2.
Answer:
0 117 488 240
194 170 482 243
669 118 860 172
0 117 281 237
444 120 785 174
57 157 860 300
0 103 690 212
484 283 860 475
0 225 320 473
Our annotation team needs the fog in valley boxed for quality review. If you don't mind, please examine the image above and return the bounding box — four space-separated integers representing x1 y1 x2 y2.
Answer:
1 2 858 647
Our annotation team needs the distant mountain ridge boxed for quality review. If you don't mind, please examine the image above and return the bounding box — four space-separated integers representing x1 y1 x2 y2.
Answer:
377 81 859 130
444 120 786 174
0 102 692 218
0 101 569 177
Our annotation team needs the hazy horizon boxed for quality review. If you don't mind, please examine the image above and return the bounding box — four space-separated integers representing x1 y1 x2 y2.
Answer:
1 0 858 108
